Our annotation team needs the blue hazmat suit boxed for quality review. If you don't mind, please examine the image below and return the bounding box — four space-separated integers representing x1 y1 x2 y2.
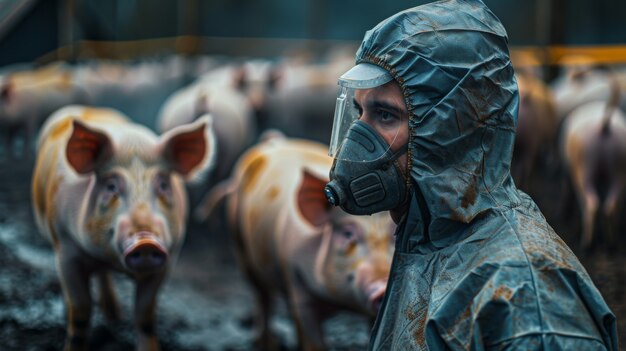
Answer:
349 0 620 349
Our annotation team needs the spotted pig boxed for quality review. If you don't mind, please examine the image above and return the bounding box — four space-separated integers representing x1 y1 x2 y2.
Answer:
207 135 395 351
31 105 215 351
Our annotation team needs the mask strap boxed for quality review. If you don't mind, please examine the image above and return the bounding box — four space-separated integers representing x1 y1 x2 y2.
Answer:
388 143 408 162
370 143 408 168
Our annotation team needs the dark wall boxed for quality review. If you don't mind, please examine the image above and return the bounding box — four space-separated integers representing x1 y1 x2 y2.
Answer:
195 0 626 45
0 0 58 66
559 0 626 44
1 0 626 65
72 0 179 41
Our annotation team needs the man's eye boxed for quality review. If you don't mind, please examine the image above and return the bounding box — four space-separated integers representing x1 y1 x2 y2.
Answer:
380 111 392 121
378 110 396 123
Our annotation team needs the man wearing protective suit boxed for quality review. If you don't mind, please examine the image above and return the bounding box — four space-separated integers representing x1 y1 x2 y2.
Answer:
324 0 618 349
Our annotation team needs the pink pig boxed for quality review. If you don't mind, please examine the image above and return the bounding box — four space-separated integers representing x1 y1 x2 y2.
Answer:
560 77 626 251
31 105 215 351
208 135 395 351
1 64 86 158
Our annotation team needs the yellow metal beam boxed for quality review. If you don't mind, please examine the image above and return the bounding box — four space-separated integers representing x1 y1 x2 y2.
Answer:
34 35 626 66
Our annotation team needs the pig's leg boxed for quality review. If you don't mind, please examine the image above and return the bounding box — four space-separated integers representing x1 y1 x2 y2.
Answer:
576 177 599 251
521 144 538 192
57 254 93 351
229 204 279 349
558 170 577 220
97 271 120 321
287 284 328 351
569 155 597 251
235 244 278 349
250 281 277 350
24 116 37 159
1 134 11 160
134 274 165 351
3 127 17 160
602 179 623 250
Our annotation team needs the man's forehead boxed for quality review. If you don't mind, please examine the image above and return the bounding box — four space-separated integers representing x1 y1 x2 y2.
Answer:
354 84 407 112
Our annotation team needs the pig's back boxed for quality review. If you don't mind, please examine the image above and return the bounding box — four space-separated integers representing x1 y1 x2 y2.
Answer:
156 84 198 133
564 101 626 140
563 101 626 172
231 138 332 290
234 138 331 220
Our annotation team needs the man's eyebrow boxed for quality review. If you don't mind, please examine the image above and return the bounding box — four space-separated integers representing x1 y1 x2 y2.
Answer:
366 100 405 115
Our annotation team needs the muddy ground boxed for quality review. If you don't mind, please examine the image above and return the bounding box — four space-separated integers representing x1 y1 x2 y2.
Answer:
1 159 625 350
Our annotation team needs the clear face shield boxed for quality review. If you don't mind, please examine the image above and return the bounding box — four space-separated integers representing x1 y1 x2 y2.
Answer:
328 85 357 157
328 63 406 162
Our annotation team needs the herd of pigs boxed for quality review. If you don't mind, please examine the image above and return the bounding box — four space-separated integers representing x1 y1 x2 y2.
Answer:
1 52 626 350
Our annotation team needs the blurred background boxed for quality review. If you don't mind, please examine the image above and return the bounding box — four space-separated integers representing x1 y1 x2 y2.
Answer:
2 0 626 63
1 0 626 350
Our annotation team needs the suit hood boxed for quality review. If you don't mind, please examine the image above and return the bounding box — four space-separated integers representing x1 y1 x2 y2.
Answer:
355 0 521 248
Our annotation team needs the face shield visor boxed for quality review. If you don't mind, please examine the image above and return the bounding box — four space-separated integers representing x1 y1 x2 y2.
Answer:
325 63 409 215
328 63 404 161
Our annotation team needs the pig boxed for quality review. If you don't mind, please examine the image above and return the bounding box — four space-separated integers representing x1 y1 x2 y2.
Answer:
552 60 626 121
157 64 259 182
157 86 253 187
0 63 87 158
263 83 338 144
512 71 558 191
560 76 626 251
31 105 215 351
195 60 281 128
156 67 261 221
207 135 395 351
261 51 354 143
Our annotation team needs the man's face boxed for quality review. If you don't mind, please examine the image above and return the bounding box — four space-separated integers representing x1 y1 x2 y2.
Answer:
353 80 409 174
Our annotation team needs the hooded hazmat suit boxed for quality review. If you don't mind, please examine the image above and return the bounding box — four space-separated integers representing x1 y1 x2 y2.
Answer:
339 0 619 349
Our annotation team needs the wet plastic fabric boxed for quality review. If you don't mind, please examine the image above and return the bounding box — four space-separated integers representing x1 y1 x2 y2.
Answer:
350 0 620 349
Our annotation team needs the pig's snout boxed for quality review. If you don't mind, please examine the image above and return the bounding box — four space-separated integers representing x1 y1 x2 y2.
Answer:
355 262 390 314
122 232 168 273
366 280 387 313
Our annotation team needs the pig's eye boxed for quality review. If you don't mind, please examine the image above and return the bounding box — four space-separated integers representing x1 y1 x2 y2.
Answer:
338 223 360 242
158 178 170 192
104 178 119 194
155 173 172 198
99 176 121 207
342 230 354 240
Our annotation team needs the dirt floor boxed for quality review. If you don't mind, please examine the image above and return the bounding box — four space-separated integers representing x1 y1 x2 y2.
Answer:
0 159 625 350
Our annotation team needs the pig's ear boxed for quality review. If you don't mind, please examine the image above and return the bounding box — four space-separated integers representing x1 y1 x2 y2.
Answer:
297 169 331 227
1 82 12 102
233 66 247 91
160 115 215 181
66 120 113 174
267 66 283 90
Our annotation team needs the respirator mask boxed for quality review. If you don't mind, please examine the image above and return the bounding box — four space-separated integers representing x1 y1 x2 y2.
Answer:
325 63 408 215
